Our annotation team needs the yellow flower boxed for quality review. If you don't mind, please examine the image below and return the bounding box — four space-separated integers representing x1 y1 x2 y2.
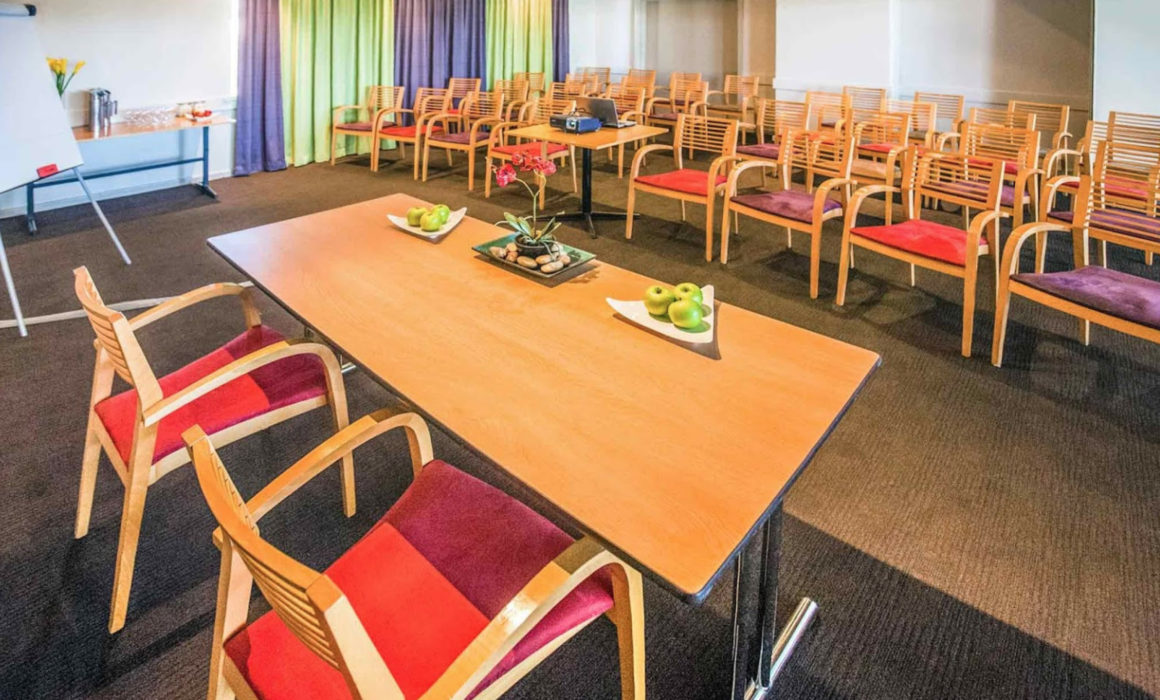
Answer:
70 60 85 75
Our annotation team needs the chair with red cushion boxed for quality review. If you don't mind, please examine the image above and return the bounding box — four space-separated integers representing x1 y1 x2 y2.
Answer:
837 150 1006 357
484 98 578 205
993 145 1160 366
627 113 739 261
421 90 505 191
722 132 854 297
73 267 352 633
371 87 452 178
185 410 645 700
330 86 405 169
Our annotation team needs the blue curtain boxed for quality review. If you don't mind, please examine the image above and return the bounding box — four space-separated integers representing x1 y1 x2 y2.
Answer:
234 0 287 174
551 0 568 82
395 0 486 110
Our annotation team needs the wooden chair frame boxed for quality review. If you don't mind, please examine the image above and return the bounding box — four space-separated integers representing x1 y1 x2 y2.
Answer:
371 88 451 177
939 107 1035 152
626 113 739 261
578 66 612 93
550 78 592 100
73 267 352 633
705 74 761 121
805 91 851 135
514 71 546 98
837 150 1005 357
739 99 812 190
888 98 938 149
602 85 648 178
422 91 505 190
448 77 482 110
951 121 1043 240
484 98 578 204
188 409 645 700
1009 99 1071 155
722 131 855 297
645 80 708 138
495 78 531 122
913 91 964 138
330 86 406 167
622 69 657 100
843 85 887 113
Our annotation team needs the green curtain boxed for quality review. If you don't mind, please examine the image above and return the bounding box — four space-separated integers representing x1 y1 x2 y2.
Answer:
281 0 395 166
485 0 552 88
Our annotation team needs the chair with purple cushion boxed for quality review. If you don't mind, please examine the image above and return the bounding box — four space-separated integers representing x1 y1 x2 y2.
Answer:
722 132 854 298
738 98 812 190
422 91 505 191
185 409 645 700
73 267 354 633
993 164 1160 366
838 150 1006 357
330 86 405 169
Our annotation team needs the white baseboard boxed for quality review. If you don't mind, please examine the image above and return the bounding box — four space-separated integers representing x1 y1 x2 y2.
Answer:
0 169 233 220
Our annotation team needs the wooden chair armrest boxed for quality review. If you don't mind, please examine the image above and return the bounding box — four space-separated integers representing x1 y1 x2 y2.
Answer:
244 409 433 522
424 538 627 698
471 117 503 140
623 110 646 123
129 282 259 331
144 339 341 427
726 158 778 194
844 184 902 229
704 89 725 103
1039 174 1082 218
332 105 365 120
936 131 959 152
645 97 671 114
1043 147 1082 179
1001 222 1074 277
708 154 737 183
630 144 674 179
815 177 853 221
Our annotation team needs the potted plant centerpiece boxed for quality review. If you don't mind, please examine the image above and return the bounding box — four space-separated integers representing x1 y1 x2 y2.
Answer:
494 153 563 257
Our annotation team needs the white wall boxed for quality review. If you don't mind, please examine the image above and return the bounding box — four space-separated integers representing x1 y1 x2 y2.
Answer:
774 0 893 97
1093 0 1160 118
0 0 237 218
644 0 738 87
739 0 775 94
569 0 636 79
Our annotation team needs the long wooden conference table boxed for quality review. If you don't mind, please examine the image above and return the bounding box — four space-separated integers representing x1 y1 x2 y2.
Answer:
209 193 879 700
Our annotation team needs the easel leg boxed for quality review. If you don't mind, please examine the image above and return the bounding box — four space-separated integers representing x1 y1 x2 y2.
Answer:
26 185 38 234
74 171 131 265
0 237 27 337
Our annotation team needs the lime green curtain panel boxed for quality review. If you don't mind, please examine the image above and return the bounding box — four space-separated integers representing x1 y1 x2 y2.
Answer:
485 0 552 87
281 0 395 166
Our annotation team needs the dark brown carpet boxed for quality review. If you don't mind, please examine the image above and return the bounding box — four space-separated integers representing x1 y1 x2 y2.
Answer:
1 146 1157 699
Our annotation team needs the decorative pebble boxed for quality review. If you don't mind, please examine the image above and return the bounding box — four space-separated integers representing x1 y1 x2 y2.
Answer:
517 256 539 268
535 254 554 265
540 261 564 273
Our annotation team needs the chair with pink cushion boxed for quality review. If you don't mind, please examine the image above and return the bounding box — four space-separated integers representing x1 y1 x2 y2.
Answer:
993 142 1160 366
738 98 812 190
627 113 739 261
837 150 1006 357
329 86 406 168
185 409 645 700
73 267 353 633
722 132 854 297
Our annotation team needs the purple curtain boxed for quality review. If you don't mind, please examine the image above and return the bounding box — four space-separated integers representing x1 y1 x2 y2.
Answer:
234 0 286 175
552 0 569 82
395 0 487 112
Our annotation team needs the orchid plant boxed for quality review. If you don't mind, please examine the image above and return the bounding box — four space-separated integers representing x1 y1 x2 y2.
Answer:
493 151 562 246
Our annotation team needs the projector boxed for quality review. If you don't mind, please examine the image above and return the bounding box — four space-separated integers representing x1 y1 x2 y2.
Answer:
550 114 602 134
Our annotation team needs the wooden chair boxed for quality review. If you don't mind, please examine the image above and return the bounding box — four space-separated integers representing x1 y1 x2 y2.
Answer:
804 91 851 135
330 86 406 167
913 91 964 142
73 267 352 633
514 71 546 98
993 141 1160 366
371 87 451 177
579 66 611 93
837 149 1005 357
737 99 812 189
495 78 530 122
566 72 601 95
843 86 887 113
484 98 578 204
622 69 657 99
603 85 648 178
939 107 1035 152
722 131 854 296
626 113 739 261
1009 99 1071 154
423 90 505 190
447 77 482 113
953 121 1042 233
888 98 938 149
1044 118 1106 180
549 78 592 100
705 75 761 121
645 79 708 136
187 409 645 700
848 112 912 204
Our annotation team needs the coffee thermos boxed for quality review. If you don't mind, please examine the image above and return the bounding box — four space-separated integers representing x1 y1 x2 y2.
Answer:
88 88 116 136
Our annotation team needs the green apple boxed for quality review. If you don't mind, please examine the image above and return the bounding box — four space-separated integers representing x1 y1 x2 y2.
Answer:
419 212 443 232
432 204 452 224
673 282 703 305
668 297 703 329
406 206 429 227
643 285 677 316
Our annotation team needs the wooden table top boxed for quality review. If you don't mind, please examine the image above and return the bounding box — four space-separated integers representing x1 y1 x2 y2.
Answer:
508 122 668 151
73 115 234 143
209 194 879 600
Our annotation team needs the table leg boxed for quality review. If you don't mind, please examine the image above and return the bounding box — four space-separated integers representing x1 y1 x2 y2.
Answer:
25 185 37 235
199 126 218 198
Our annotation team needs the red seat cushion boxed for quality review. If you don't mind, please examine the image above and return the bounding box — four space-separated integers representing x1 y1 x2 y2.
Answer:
1058 178 1150 200
852 219 984 266
1050 209 1160 244
494 141 568 158
635 168 727 196
859 142 900 154
381 124 443 138
224 460 614 700
336 121 394 132
732 190 839 224
94 326 327 465
737 142 780 160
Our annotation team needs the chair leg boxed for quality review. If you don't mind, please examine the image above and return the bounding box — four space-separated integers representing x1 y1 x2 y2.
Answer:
809 231 821 299
422 143 431 182
371 139 380 173
991 277 1012 367
570 148 579 192
618 145 625 179
837 239 853 306
468 150 476 191
485 156 494 198
413 140 421 180
608 564 646 700
679 201 687 222
1034 231 1048 273
909 264 916 287
1148 250 1155 265
721 204 733 264
108 427 156 633
328 370 356 519
75 416 104 539
1097 240 1107 268
705 197 716 262
961 266 978 358
625 186 637 240
208 544 252 700
330 130 338 166
446 148 453 167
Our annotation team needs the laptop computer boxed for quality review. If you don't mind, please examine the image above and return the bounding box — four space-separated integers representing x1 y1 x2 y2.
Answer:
584 97 636 129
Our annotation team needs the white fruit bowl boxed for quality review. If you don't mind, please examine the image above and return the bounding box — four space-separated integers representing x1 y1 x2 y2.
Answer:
606 285 715 344
387 207 467 241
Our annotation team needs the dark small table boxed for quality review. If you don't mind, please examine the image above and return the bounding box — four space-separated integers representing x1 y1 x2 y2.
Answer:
506 122 667 237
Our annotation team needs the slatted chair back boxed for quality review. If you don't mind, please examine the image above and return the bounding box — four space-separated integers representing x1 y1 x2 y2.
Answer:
669 74 706 106
514 71 546 96
494 79 529 107
912 151 1007 215
606 85 646 118
1089 140 1160 220
579 66 611 91
754 99 811 143
673 113 738 163
186 432 388 690
365 85 405 112
804 91 851 131
801 131 855 180
460 90 504 123
524 97 576 125
414 87 452 119
1069 120 1109 175
719 75 761 106
1108 111 1160 149
843 85 887 112
888 99 937 141
73 267 157 394
566 72 601 95
550 78 590 100
624 69 657 97
852 111 912 147
959 122 1041 173
1009 100 1070 150
447 77 481 109
968 106 1036 131
914 91 964 132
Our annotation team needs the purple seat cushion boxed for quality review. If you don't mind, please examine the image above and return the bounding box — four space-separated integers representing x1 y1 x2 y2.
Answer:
928 181 1024 207
732 190 839 224
737 142 780 160
1049 209 1160 244
1014 266 1160 330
